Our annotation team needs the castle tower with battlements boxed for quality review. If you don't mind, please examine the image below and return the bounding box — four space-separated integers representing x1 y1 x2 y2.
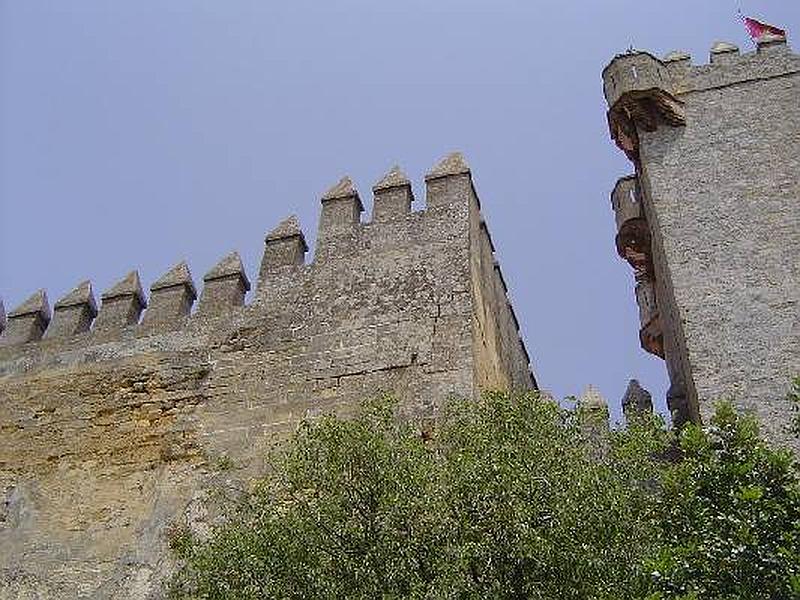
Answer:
0 154 535 598
603 34 799 448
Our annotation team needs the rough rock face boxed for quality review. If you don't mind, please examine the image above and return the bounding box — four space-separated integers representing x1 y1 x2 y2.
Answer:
603 37 800 450
0 155 536 599
621 379 653 419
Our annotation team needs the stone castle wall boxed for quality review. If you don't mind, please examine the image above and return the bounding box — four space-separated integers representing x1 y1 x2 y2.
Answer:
0 154 535 599
604 37 799 450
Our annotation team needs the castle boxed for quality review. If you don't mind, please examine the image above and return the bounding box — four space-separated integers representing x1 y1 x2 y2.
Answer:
0 154 534 598
0 32 798 599
603 33 799 451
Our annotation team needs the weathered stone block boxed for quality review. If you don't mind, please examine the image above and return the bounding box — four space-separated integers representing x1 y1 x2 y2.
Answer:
372 166 413 222
258 216 308 284
141 262 197 330
197 252 250 317
93 271 147 332
0 155 537 598
604 40 800 449
0 290 50 346
45 281 97 339
319 176 363 232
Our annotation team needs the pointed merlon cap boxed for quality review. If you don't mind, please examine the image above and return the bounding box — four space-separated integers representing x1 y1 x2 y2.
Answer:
322 176 357 199
373 165 411 191
266 215 309 251
101 271 147 306
151 261 197 298
425 152 471 181
8 289 51 321
321 176 364 210
579 385 608 410
664 50 691 62
711 41 739 54
203 251 251 290
54 280 98 315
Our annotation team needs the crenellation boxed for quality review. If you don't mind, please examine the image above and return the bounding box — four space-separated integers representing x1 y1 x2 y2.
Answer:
92 271 147 333
0 290 51 346
318 176 364 233
372 166 414 222
0 157 537 598
663 50 692 81
758 33 789 55
424 152 474 209
197 251 250 317
258 216 308 286
45 281 97 339
604 37 799 446
141 261 197 330
710 41 740 65
607 39 799 116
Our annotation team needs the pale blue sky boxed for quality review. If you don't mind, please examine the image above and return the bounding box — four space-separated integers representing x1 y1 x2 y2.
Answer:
1 1 797 420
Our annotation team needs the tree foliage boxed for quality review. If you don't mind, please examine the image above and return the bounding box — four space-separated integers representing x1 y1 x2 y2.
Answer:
168 391 800 600
789 377 800 437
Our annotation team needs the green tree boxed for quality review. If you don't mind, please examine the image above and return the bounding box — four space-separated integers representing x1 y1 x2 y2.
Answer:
648 402 800 600
168 392 800 600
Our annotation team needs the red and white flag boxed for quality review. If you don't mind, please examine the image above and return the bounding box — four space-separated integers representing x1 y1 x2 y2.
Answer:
741 15 786 41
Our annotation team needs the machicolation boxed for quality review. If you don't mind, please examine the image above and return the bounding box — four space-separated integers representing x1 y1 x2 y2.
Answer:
603 34 799 448
0 30 798 600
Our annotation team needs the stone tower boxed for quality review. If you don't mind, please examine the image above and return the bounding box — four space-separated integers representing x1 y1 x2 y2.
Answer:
0 154 535 598
602 34 799 449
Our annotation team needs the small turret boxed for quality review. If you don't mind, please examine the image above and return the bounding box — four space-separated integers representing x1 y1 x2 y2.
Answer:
424 152 473 209
258 216 308 287
45 281 97 338
602 51 685 160
611 176 652 277
372 166 414 222
94 271 147 333
621 379 653 419
141 261 197 329
0 290 51 346
198 251 250 317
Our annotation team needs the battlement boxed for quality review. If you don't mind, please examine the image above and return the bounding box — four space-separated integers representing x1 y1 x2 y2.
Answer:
603 36 800 441
603 35 799 160
0 152 537 597
0 155 532 387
